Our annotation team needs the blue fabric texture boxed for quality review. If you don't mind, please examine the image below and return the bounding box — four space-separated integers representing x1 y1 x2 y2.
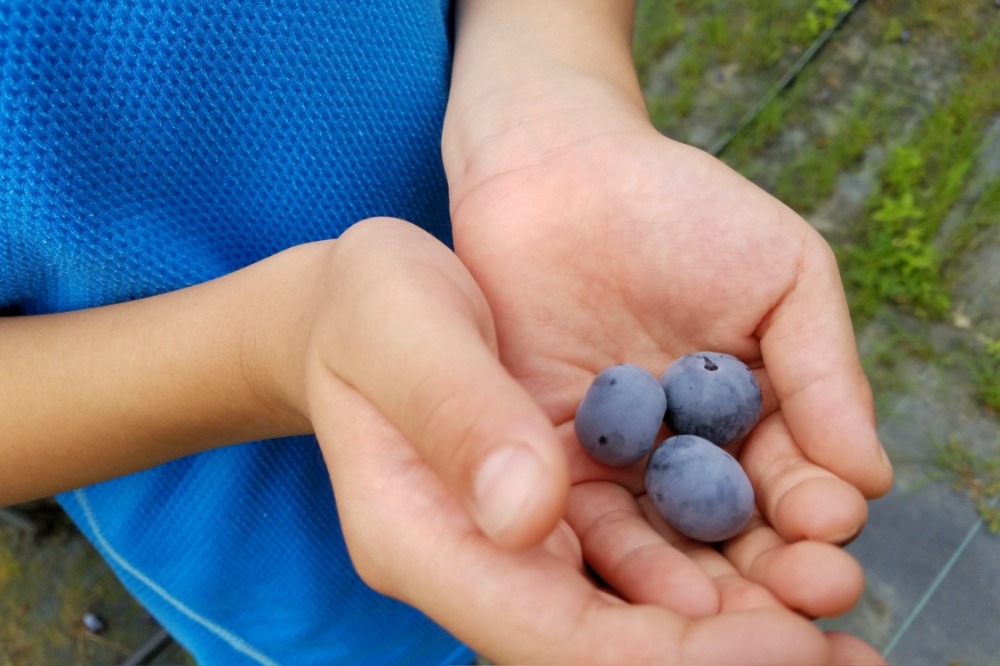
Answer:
2 1 474 663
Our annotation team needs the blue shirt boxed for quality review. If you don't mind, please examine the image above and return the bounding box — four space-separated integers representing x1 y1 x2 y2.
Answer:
2 1 473 663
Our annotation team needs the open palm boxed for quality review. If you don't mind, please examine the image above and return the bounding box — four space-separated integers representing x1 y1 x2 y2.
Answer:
450 127 893 627
305 125 893 663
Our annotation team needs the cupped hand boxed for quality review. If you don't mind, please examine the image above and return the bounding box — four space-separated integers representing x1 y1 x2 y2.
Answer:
447 125 894 621
302 218 882 664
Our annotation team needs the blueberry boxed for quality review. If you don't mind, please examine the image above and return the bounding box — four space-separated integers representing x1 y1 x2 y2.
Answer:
660 352 762 445
575 364 667 466
645 435 755 542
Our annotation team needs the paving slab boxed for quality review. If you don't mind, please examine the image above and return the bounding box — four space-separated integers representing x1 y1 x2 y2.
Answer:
825 311 1000 662
884 518 1000 666
819 481 998 660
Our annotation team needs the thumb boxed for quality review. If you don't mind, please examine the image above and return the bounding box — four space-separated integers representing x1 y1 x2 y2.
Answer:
758 232 892 498
312 217 569 549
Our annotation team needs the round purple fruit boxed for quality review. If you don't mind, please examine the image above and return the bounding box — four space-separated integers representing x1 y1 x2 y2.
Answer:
575 364 667 466
660 352 762 445
645 434 755 543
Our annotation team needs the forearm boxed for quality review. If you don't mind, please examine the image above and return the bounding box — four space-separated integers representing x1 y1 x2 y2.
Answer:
443 0 648 194
0 243 322 505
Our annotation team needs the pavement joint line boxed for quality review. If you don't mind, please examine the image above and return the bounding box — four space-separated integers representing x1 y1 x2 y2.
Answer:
881 491 1000 659
708 0 866 157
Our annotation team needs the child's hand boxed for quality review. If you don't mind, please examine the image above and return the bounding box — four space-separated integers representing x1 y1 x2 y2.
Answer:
443 0 891 636
297 217 570 550
447 120 893 615
303 218 884 664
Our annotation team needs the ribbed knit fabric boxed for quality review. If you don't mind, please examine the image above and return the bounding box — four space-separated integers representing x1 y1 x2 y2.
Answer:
2 1 473 663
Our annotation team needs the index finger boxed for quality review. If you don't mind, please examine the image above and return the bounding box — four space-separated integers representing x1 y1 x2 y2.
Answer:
756 228 892 498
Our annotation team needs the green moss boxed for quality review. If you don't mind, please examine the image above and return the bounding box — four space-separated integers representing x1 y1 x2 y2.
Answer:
0 527 195 665
720 83 809 165
933 435 1000 533
946 176 1000 259
632 0 686 87
974 339 1000 414
701 14 733 54
636 0 838 132
842 145 951 320
737 0 828 69
843 17 1000 322
891 0 990 37
792 0 852 44
774 92 884 212
858 316 940 409
882 17 906 43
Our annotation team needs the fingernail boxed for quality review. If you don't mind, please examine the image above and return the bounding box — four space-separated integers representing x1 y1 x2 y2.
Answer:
474 445 544 541
829 525 862 546
880 444 893 470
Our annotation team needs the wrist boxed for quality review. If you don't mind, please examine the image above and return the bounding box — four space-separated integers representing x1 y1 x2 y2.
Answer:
442 0 651 203
236 241 334 437
0 242 328 504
